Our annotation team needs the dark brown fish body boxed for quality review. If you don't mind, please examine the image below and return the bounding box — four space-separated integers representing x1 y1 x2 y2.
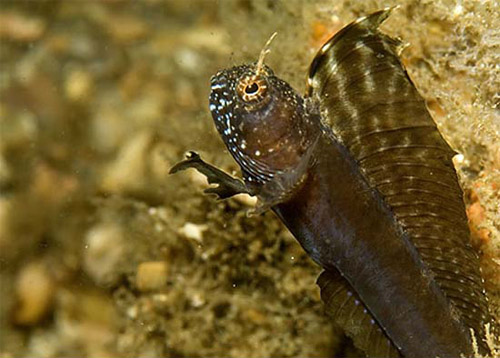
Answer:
274 131 472 357
170 9 495 358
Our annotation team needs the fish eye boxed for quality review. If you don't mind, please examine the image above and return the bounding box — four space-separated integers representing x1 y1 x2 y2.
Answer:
245 82 259 94
237 75 268 103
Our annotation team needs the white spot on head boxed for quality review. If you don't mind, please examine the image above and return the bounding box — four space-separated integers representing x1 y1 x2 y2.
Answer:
255 150 261 156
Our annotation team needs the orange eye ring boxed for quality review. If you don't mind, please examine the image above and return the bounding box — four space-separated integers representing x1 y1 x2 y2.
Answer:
237 75 268 103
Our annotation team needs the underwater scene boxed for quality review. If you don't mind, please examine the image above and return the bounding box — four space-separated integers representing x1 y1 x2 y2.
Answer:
0 1 498 357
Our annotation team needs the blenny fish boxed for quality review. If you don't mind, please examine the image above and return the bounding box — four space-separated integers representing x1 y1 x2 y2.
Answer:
170 9 495 358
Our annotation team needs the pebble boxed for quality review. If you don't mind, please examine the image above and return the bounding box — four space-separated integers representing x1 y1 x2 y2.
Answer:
31 163 78 205
64 69 94 102
0 11 46 42
102 13 149 44
247 240 262 261
100 131 153 194
83 223 125 286
136 261 168 292
90 102 127 154
126 305 139 319
242 308 266 325
233 193 257 207
190 292 205 308
14 262 55 325
452 153 465 166
178 222 207 243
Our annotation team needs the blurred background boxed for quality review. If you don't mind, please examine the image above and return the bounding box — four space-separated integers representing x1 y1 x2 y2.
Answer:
0 0 498 357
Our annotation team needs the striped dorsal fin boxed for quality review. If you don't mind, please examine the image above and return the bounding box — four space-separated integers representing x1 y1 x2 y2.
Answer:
307 9 492 354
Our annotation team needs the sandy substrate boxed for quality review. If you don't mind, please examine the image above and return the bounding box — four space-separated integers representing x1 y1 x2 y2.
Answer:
0 1 498 357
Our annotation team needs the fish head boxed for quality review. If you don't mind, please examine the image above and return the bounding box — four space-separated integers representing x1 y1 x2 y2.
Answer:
209 63 317 184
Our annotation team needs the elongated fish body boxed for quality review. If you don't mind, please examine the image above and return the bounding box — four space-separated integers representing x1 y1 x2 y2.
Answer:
170 9 495 358
274 133 473 357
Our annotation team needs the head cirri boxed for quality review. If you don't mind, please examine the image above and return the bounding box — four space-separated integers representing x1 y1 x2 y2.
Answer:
209 63 317 185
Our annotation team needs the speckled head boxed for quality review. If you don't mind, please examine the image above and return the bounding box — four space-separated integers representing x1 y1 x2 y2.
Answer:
209 63 318 185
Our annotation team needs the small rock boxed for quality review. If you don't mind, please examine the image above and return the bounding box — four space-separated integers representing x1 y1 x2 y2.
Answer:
233 193 257 207
126 305 139 319
104 14 149 44
14 261 55 325
0 11 46 42
175 48 202 74
190 292 205 308
136 261 168 292
90 102 127 154
178 222 207 243
31 162 78 205
152 293 168 303
64 69 93 102
100 131 153 194
247 240 262 261
452 153 466 167
242 308 266 325
83 223 125 286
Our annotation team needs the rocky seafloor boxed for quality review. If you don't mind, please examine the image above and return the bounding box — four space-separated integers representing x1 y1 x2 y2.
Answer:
0 1 498 357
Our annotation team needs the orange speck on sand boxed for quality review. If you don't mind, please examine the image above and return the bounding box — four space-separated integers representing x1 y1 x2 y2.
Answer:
426 99 447 119
467 201 485 226
467 201 489 247
311 22 328 42
477 228 491 245
310 20 342 50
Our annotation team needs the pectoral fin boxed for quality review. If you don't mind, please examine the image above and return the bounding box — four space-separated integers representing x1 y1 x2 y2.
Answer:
170 151 252 199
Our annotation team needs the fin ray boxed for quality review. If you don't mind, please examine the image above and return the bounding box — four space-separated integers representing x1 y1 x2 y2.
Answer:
318 269 401 358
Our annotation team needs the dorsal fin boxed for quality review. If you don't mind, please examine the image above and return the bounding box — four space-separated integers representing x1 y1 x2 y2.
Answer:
308 9 492 355
317 269 401 358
